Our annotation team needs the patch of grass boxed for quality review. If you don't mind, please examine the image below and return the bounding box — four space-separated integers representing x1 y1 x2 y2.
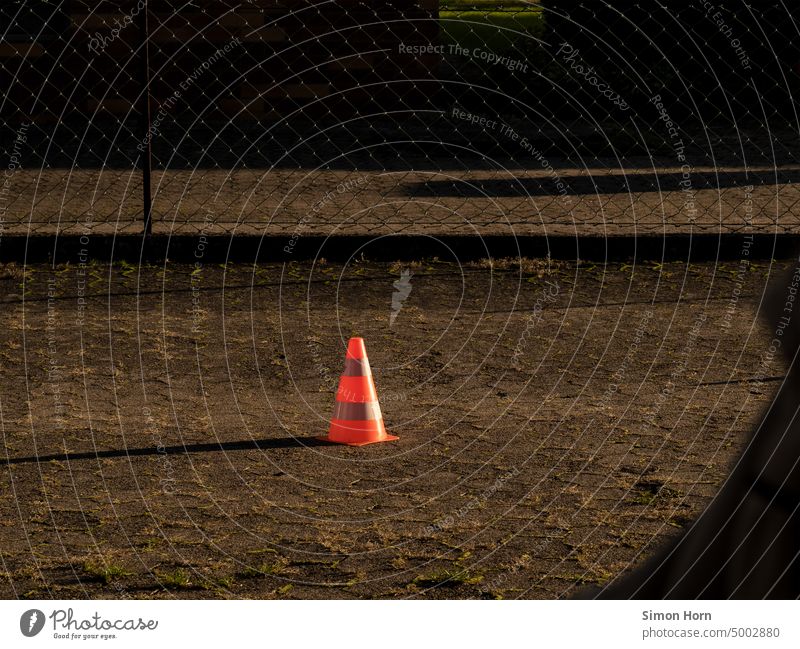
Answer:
157 569 192 590
82 562 131 585
480 588 505 600
413 568 484 589
471 256 561 277
344 574 361 587
119 259 137 279
558 570 607 585
0 263 25 281
187 573 237 593
137 536 161 551
440 7 545 54
212 576 235 590
391 557 408 569
237 561 284 579
442 0 540 6
245 547 278 555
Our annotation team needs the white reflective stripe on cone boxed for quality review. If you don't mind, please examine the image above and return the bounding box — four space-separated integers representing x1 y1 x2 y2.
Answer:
343 356 371 376
333 400 382 421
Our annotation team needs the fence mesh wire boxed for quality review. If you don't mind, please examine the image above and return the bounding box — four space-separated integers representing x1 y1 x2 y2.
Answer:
2 1 799 238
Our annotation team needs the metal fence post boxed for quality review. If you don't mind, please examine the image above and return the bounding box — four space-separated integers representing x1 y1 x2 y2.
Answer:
138 0 153 237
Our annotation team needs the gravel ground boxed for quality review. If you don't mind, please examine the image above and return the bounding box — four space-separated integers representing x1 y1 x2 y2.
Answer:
6 164 798 237
5 121 798 237
0 256 792 598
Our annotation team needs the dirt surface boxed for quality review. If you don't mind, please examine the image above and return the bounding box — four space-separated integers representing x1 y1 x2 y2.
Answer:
5 121 799 237
6 164 799 237
0 256 792 599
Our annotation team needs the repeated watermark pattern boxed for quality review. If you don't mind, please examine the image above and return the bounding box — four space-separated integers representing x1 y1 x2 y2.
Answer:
143 406 176 496
511 280 560 368
87 1 146 54
46 275 65 431
190 207 215 335
284 176 370 254
452 107 571 203
599 310 654 406
750 260 800 393
700 1 752 70
641 311 707 436
721 185 755 333
400 42 529 72
650 94 697 223
1 1 798 607
423 467 521 536
1 122 30 248
136 37 242 153
557 42 629 111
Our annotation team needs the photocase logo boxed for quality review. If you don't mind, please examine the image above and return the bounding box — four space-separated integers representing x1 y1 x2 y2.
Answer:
20 609 45 637
389 269 413 327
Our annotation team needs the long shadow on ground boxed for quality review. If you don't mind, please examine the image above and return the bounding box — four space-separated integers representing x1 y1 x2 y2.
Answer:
2 436 328 466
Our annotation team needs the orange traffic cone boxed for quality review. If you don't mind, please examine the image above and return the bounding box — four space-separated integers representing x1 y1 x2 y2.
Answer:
319 337 398 446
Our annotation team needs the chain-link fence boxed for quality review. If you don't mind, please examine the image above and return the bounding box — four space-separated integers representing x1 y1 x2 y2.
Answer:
2 1 799 239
